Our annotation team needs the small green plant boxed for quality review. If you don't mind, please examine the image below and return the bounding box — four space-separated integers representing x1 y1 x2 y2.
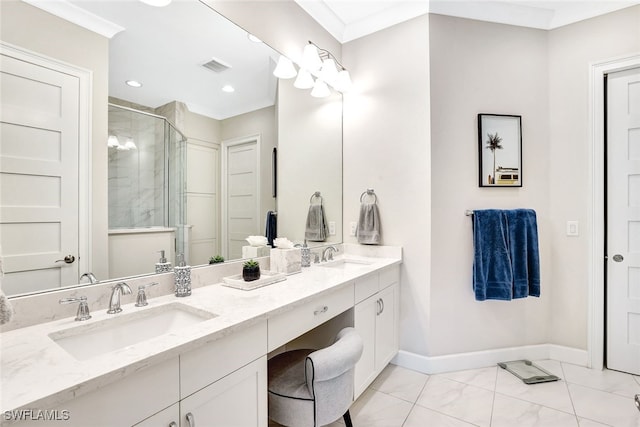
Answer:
242 259 260 282
209 255 225 264
243 259 259 268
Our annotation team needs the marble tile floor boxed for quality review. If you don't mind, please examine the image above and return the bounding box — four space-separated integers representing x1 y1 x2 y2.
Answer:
270 360 640 427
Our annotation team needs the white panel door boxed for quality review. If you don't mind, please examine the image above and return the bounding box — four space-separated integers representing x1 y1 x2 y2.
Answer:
222 137 260 260
607 67 640 375
0 52 80 295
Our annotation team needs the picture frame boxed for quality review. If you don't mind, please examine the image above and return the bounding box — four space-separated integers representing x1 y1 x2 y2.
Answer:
478 114 522 187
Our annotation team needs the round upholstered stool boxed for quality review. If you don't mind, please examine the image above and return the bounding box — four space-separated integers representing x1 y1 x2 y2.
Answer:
267 328 363 427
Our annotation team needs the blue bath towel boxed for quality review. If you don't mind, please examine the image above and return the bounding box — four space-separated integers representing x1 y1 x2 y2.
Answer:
506 209 540 298
473 210 513 301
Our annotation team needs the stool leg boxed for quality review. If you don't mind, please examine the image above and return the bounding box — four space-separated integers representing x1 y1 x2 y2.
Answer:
343 410 353 427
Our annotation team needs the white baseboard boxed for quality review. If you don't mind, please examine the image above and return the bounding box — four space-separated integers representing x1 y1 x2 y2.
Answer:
391 344 588 375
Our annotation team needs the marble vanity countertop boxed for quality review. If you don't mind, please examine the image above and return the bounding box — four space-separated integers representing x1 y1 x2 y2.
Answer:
0 248 401 413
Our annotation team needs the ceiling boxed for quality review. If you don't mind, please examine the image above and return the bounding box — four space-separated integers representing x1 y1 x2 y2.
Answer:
294 0 640 43
23 0 640 120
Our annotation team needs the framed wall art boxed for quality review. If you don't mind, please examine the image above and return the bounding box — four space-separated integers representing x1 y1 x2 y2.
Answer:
478 114 522 187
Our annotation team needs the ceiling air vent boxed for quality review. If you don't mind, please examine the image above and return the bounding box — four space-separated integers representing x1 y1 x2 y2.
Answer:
202 57 231 73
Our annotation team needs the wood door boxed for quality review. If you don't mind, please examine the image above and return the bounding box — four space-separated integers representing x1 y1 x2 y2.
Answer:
606 67 640 375
0 51 81 295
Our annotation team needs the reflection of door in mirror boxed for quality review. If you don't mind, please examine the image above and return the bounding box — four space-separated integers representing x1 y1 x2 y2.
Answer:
0 46 90 296
222 136 261 260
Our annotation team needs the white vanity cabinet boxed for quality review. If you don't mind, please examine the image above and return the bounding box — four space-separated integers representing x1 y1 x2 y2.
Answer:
12 357 180 427
353 266 400 398
177 321 268 427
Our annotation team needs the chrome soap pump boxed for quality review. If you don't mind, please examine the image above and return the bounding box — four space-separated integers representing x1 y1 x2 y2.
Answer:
155 250 172 274
174 254 191 297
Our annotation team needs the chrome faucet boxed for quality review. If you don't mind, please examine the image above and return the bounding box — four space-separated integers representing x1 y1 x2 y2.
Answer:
135 282 158 307
107 282 132 314
59 296 91 321
80 272 98 284
321 246 338 262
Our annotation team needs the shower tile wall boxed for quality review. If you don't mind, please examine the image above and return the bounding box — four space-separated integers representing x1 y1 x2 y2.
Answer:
108 106 166 229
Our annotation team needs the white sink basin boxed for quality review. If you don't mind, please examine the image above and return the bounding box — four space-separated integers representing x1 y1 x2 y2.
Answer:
49 303 216 360
317 258 374 270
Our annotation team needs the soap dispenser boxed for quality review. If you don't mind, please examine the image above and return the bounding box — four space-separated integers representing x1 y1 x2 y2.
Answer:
155 250 172 274
174 254 191 297
301 239 311 268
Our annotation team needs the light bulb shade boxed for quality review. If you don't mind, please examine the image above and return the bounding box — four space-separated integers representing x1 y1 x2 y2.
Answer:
124 138 137 150
311 79 331 98
273 56 297 79
334 70 352 93
294 69 315 89
319 58 338 86
107 135 120 148
301 44 322 72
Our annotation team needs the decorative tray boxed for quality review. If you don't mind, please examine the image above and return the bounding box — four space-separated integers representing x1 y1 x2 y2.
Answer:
221 270 287 290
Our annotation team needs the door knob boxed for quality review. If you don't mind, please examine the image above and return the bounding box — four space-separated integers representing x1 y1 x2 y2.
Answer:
55 255 76 264
612 254 624 262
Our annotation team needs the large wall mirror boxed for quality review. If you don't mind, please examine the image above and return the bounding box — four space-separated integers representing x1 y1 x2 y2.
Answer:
0 0 342 297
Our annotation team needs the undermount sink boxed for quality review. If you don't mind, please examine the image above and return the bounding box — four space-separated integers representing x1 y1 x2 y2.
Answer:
317 258 374 270
49 303 216 360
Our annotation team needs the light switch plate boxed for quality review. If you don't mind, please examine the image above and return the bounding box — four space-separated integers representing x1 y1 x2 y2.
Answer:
566 221 579 236
349 222 357 236
328 221 336 235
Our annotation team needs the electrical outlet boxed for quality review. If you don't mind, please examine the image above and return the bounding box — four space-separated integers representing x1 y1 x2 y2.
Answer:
329 221 336 235
566 221 579 236
350 222 357 236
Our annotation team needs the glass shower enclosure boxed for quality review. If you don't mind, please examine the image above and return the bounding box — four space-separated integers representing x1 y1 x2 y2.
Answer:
107 103 187 267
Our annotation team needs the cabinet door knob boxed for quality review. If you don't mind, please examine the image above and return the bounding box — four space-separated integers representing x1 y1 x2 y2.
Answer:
612 254 624 262
185 412 195 427
376 299 382 315
380 298 385 314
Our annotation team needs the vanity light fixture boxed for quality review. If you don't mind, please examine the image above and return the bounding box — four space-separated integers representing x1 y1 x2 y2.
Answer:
294 69 315 89
311 79 331 98
272 41 351 96
123 138 137 150
222 85 235 93
107 135 120 148
125 80 143 88
273 56 297 79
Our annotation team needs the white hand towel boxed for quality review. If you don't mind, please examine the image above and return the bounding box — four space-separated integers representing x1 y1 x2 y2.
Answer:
356 202 381 245
305 204 328 242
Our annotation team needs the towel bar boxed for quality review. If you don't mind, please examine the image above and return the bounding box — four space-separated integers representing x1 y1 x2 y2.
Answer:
465 210 474 216
360 189 377 203
310 191 323 204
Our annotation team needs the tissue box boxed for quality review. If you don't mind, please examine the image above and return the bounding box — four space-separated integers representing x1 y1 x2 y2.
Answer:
242 245 270 259
270 248 302 274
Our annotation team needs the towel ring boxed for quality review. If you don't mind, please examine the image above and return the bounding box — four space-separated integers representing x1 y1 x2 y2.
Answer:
310 191 323 204
360 189 377 203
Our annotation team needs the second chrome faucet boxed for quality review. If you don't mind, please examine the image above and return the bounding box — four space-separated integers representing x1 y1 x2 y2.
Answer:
107 282 132 314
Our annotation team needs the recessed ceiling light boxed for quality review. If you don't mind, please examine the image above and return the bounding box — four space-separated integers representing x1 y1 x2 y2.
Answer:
126 80 143 88
222 85 235 93
247 33 262 43
139 0 172 7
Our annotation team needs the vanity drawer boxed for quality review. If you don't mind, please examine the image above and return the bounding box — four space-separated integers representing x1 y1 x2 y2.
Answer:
268 284 354 352
180 321 267 398
354 273 379 304
380 265 400 290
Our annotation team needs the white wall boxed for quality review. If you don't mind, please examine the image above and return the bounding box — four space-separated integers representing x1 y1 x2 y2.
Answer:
547 6 640 349
342 15 432 356
429 15 551 356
